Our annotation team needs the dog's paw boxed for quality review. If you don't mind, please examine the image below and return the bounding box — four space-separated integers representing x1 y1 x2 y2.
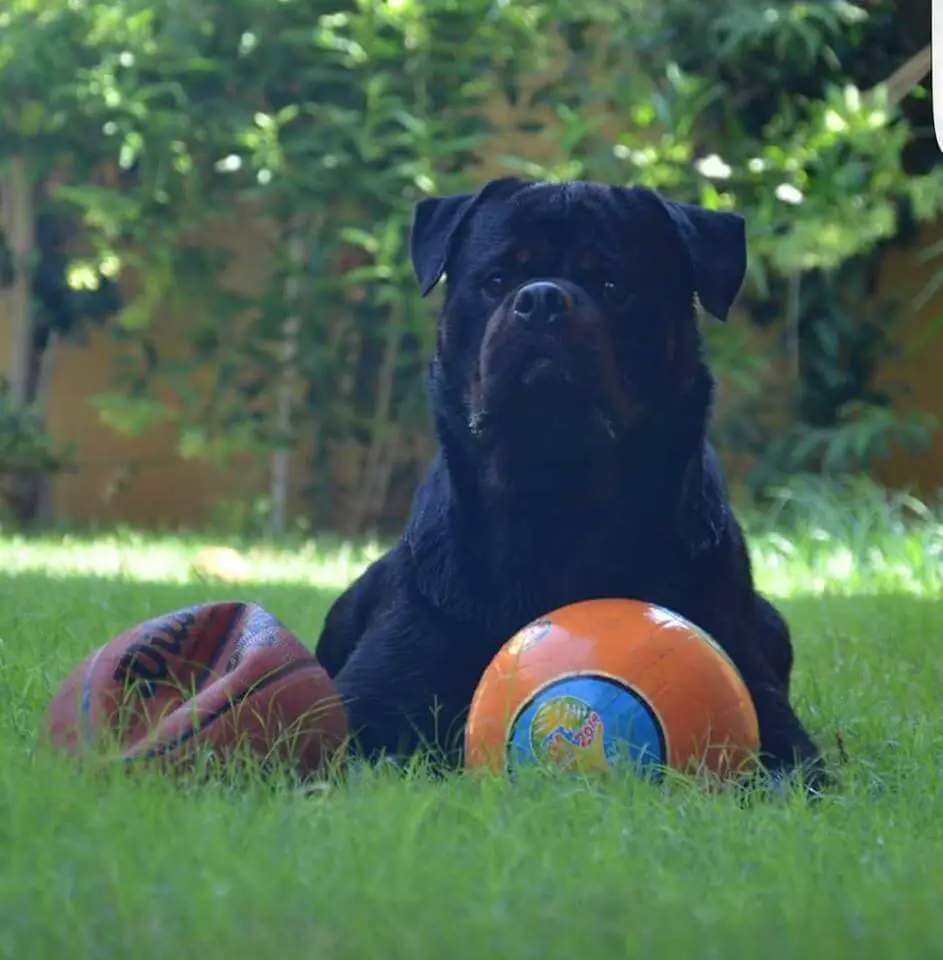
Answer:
740 757 831 804
766 765 828 803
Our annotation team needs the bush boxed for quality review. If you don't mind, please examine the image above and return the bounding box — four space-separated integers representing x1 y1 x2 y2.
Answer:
0 381 74 524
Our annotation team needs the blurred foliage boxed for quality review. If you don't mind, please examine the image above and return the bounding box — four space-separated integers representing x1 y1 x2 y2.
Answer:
0 0 940 532
0 380 74 523
0 210 124 354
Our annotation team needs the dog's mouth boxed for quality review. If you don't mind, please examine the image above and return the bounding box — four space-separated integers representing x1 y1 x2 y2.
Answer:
467 402 619 461
474 340 582 410
509 332 584 382
519 356 574 387
465 295 640 457
468 347 620 447
520 357 554 386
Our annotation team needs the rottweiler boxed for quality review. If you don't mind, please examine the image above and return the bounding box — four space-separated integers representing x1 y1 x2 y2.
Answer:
316 176 826 792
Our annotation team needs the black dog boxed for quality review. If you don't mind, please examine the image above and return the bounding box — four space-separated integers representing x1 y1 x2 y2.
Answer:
316 176 825 790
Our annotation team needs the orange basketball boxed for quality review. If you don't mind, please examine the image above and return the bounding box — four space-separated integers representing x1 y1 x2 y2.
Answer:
465 598 759 781
43 602 349 777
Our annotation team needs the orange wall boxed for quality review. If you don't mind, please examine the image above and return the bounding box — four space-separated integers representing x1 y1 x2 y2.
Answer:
872 218 943 495
0 213 282 528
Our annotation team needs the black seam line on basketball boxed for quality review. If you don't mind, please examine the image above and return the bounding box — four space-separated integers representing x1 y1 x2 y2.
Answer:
121 604 249 701
132 606 274 700
80 645 108 745
191 603 254 692
503 674 668 775
127 659 324 762
221 625 286 674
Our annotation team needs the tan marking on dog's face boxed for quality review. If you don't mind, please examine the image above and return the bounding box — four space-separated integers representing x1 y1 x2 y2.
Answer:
589 329 639 429
578 248 598 273
515 248 532 265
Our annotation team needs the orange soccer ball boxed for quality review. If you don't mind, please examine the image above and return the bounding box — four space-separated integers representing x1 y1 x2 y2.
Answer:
465 598 760 781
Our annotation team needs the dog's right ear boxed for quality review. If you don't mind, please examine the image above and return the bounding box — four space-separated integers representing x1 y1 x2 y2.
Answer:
410 177 529 297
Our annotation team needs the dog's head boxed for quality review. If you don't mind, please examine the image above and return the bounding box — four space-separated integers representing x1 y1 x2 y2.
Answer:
411 177 747 481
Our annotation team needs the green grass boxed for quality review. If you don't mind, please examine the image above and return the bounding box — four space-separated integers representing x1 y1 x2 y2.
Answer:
2 479 942 959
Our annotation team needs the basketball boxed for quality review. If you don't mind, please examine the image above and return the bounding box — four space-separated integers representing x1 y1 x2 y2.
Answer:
44 602 349 777
464 598 760 781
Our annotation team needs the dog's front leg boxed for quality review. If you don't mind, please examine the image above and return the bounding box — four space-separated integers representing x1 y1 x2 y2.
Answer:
330 603 477 768
736 651 827 792
693 603 828 795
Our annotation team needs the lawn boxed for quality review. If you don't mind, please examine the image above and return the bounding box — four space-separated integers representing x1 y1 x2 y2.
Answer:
1 480 942 960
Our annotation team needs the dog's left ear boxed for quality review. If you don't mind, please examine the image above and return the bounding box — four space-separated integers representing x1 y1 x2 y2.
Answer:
410 177 529 297
661 201 747 322
620 187 747 322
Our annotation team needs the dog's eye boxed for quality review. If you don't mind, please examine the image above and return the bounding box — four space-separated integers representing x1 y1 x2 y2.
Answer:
482 272 510 298
603 279 630 306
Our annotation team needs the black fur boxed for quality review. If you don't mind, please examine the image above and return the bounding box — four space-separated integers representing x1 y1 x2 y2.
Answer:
317 177 825 789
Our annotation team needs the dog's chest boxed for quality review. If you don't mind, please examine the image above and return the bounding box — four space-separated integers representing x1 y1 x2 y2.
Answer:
483 519 690 635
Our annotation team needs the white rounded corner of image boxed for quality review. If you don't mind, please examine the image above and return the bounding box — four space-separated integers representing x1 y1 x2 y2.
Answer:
933 0 943 154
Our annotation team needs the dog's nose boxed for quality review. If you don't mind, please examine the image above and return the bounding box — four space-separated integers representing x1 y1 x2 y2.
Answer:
512 281 570 326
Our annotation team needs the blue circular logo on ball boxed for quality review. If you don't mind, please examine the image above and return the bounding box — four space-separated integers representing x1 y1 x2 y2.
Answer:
507 675 666 777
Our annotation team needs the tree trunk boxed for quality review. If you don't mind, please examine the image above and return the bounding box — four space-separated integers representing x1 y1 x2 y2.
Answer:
30 330 61 525
0 158 45 526
785 272 801 418
2 157 34 407
349 300 404 533
267 227 307 537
